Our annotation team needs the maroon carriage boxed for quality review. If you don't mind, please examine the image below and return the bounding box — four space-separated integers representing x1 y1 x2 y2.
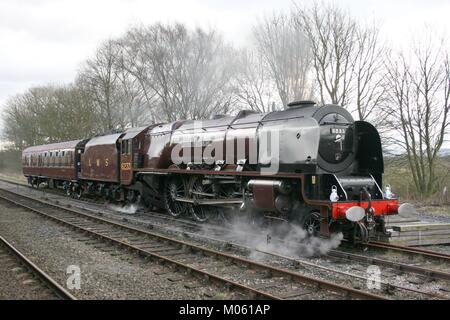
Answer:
22 140 82 187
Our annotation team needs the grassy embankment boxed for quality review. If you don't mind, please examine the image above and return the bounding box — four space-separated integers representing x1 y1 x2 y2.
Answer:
384 156 450 216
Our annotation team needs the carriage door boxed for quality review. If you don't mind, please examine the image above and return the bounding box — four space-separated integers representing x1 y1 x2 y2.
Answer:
120 139 133 185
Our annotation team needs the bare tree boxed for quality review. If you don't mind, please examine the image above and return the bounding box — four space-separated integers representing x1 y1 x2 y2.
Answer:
113 58 150 128
2 85 98 149
294 3 389 122
77 40 122 131
118 23 236 122
352 23 389 121
253 13 313 107
2 92 43 149
116 28 162 123
77 39 152 130
294 3 357 107
383 32 450 197
234 49 279 113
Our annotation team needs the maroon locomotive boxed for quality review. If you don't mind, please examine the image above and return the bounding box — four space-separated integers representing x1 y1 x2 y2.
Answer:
22 101 399 242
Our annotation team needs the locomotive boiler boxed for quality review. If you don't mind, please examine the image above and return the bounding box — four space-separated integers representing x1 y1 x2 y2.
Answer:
22 101 399 242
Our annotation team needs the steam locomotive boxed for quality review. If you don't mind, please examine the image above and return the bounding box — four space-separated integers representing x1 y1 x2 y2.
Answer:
22 101 399 242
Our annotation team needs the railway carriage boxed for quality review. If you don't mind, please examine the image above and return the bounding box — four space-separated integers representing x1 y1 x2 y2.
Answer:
22 101 399 242
22 140 82 188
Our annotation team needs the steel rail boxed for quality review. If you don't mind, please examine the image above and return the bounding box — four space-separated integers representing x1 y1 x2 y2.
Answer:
252 248 447 300
328 249 450 281
367 241 450 261
0 235 76 300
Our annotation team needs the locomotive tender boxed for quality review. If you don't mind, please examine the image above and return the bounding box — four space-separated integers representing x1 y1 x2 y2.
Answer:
22 101 399 242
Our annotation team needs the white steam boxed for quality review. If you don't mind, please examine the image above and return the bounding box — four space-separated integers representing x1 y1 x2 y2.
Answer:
201 216 343 259
107 203 142 214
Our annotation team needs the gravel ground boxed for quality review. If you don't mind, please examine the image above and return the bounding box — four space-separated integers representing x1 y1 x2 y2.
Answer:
0 245 59 300
417 213 450 224
0 199 234 300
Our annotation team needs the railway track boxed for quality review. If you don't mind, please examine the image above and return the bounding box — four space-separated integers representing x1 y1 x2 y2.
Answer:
90 207 450 299
100 211 450 299
98 202 450 286
0 178 449 299
0 186 387 300
144 212 450 299
0 235 76 300
363 241 450 261
116 209 450 285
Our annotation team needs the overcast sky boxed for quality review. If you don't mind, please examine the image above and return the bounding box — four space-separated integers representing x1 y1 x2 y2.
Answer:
1 0 449 112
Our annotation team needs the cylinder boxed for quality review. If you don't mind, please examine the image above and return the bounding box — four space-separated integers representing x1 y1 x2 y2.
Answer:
247 179 293 213
247 179 291 194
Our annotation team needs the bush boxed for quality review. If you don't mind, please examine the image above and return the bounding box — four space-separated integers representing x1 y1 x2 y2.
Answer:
0 150 22 173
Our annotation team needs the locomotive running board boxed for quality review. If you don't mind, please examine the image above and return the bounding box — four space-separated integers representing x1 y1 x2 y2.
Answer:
175 197 243 205
137 171 169 175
